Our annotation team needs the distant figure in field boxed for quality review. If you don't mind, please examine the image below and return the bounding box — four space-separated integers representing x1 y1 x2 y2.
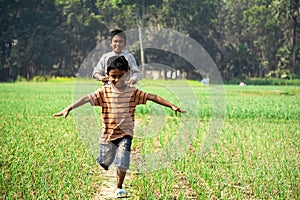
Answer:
92 29 141 85
239 81 246 87
54 56 186 198
201 73 210 85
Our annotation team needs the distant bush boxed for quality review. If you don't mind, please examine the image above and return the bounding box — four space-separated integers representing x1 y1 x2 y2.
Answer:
248 78 300 86
225 78 300 86
16 76 77 83
47 76 76 83
32 76 48 82
16 76 27 82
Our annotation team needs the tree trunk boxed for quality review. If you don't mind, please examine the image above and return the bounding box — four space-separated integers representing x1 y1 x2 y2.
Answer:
292 15 298 74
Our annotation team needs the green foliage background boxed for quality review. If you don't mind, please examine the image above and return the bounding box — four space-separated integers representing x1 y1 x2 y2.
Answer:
1 0 299 81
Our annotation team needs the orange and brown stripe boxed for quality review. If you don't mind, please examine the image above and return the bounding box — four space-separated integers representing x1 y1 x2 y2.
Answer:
89 84 148 142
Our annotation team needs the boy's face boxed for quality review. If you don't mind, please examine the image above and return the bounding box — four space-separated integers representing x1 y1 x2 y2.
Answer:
108 69 128 88
110 35 126 54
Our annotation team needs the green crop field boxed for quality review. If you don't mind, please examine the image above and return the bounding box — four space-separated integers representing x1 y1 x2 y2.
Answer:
1 81 299 199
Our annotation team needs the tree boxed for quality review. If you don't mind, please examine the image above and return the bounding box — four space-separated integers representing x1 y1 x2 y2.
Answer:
158 0 223 58
1 0 298 81
0 0 62 80
271 0 300 76
0 0 106 81
54 0 106 76
243 1 283 77
217 0 297 78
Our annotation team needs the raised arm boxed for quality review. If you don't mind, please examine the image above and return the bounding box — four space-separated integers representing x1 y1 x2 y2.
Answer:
53 95 90 118
93 72 109 82
92 56 109 82
127 54 141 84
147 94 186 116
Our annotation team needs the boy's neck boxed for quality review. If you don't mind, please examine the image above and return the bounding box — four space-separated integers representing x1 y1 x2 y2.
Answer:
113 83 127 92
114 51 122 55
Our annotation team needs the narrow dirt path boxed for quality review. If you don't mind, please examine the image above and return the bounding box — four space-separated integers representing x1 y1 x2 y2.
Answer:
92 167 117 200
92 166 136 199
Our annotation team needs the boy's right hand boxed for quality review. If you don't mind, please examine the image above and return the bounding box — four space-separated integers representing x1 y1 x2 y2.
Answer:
171 106 186 116
94 73 108 83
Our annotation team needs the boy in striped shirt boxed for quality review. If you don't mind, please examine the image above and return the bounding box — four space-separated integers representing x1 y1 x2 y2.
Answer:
53 56 186 198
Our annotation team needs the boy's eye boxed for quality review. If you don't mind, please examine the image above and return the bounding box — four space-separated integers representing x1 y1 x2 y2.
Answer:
113 40 124 44
111 75 123 79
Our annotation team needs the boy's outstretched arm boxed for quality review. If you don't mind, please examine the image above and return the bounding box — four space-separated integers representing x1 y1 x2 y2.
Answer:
53 95 90 118
147 94 186 116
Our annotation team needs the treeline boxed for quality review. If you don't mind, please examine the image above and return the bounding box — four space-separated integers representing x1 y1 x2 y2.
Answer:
0 0 299 82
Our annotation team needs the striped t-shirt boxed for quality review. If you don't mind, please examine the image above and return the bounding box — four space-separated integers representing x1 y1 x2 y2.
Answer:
89 84 148 143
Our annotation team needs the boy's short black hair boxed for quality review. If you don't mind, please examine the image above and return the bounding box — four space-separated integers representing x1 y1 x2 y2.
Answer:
107 56 130 74
110 29 127 42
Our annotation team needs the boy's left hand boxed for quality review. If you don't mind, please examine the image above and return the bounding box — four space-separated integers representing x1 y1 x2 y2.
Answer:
53 109 69 118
